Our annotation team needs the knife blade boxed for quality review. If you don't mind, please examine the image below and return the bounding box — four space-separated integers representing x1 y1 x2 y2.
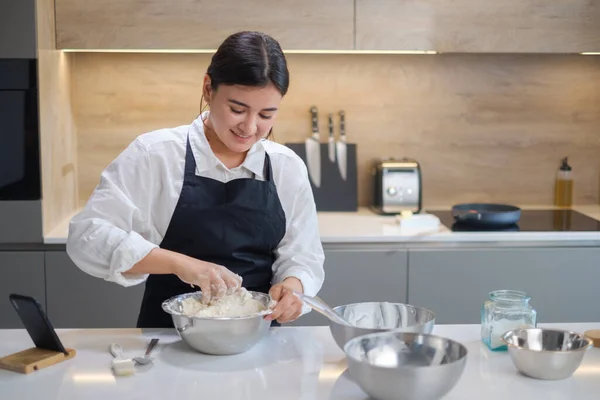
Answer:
328 113 335 163
336 110 347 181
305 106 321 188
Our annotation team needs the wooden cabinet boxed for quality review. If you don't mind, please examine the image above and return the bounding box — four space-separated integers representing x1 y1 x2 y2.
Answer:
356 0 600 53
408 247 600 324
55 0 354 50
292 248 408 326
45 251 145 328
0 252 45 329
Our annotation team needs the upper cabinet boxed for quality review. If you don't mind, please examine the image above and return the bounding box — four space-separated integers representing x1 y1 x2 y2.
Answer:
55 0 354 50
55 0 600 53
356 0 600 53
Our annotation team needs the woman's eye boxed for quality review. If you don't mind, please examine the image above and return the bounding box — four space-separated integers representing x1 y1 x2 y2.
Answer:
230 107 243 114
259 114 272 120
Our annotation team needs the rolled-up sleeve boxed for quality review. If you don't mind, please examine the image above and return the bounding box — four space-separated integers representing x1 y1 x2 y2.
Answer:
66 138 159 286
271 158 325 308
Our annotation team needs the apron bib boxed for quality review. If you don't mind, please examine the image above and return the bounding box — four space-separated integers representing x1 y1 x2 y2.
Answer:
137 131 286 328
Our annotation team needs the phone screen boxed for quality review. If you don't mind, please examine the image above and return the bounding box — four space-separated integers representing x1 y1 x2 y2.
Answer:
9 294 67 354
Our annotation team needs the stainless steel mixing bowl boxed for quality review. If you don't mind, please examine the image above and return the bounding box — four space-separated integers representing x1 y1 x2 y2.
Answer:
344 331 467 400
502 328 593 380
162 291 272 355
329 302 435 350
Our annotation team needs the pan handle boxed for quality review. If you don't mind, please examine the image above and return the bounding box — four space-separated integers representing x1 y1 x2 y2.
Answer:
454 210 482 221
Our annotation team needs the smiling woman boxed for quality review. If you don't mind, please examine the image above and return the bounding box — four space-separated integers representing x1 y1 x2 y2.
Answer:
65 31 325 329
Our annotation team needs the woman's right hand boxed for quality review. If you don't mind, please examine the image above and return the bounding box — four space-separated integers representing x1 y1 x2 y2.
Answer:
172 256 242 304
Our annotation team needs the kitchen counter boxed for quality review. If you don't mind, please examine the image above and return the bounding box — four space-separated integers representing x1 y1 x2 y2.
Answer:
45 204 600 245
1 323 599 399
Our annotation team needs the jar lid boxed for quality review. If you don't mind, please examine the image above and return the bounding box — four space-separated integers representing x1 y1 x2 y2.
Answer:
584 330 600 348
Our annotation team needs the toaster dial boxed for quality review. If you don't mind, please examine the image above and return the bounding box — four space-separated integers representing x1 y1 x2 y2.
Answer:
386 186 398 196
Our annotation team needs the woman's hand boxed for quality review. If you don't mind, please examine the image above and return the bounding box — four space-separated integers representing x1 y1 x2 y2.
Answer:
266 277 304 324
174 257 242 304
129 248 242 304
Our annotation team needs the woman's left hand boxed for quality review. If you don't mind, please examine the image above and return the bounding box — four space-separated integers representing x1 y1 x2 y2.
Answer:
266 277 304 324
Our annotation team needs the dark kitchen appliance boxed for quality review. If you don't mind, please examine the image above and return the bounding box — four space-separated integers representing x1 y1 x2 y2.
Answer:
0 59 41 200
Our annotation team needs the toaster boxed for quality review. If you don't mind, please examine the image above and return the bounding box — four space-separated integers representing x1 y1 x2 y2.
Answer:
371 158 422 215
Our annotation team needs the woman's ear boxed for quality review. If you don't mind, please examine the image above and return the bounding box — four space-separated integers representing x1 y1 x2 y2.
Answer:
202 74 212 105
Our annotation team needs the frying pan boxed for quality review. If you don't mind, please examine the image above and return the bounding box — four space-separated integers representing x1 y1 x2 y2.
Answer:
451 203 521 227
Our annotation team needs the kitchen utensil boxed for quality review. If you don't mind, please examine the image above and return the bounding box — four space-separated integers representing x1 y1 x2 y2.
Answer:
336 110 347 181
329 302 435 351
161 291 272 355
344 331 467 400
134 338 159 365
502 328 592 380
109 343 136 376
327 113 335 163
451 203 521 227
292 291 351 326
305 106 321 188
371 158 422 214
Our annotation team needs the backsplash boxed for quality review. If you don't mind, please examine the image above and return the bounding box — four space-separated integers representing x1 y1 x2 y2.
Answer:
70 53 600 207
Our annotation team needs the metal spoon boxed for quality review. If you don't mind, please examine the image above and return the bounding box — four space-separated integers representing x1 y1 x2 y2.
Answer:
134 338 159 365
292 291 352 326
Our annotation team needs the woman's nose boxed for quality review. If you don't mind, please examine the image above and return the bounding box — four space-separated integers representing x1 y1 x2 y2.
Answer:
240 115 258 135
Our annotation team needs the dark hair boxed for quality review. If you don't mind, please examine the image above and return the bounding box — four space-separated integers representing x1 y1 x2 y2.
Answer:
206 31 289 96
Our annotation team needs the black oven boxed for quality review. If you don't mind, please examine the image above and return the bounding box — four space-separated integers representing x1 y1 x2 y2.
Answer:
0 59 41 200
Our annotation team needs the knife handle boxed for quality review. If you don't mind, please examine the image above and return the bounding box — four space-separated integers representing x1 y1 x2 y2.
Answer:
328 113 334 137
310 106 319 135
339 110 346 139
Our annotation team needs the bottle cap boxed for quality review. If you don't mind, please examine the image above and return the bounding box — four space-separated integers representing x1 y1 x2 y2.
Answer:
560 157 572 171
584 329 600 348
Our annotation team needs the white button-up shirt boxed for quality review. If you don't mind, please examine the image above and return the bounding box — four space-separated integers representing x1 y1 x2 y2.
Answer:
66 114 325 299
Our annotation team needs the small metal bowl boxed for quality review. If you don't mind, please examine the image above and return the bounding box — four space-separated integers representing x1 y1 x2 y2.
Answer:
162 291 272 355
329 302 435 350
502 328 593 380
344 331 468 400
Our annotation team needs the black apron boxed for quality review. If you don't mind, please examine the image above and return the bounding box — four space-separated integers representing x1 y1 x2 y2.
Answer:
136 131 286 328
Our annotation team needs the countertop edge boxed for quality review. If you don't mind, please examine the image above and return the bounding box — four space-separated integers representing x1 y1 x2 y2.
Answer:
43 205 600 245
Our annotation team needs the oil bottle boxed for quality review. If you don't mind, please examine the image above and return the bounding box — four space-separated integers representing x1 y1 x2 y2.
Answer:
554 157 573 207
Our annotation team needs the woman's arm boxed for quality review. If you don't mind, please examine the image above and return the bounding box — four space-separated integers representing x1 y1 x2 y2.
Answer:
268 156 325 322
66 138 160 286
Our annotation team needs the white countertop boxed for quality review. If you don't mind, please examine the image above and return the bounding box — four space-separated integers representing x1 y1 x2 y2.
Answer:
1 323 599 399
44 205 600 245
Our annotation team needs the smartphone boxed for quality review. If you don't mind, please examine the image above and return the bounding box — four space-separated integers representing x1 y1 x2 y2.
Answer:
9 294 68 355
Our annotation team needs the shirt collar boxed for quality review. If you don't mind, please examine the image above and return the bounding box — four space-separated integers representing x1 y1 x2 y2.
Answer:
189 112 266 178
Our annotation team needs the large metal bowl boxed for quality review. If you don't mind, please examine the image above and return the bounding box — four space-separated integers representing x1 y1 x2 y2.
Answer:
344 331 467 400
329 302 435 350
502 328 593 380
162 291 272 355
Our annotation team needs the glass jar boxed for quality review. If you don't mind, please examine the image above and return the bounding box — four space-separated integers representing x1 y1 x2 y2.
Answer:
481 290 537 351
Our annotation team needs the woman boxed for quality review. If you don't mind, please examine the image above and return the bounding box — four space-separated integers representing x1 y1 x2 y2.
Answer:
66 31 325 328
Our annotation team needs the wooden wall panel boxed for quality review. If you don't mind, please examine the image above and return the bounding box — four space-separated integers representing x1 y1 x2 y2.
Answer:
35 0 79 235
55 0 354 50
71 53 600 208
357 0 600 53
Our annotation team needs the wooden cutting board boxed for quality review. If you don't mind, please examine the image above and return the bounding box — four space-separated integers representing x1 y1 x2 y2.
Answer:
0 347 76 374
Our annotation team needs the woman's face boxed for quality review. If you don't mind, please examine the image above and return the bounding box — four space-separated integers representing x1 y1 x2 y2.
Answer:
204 76 283 154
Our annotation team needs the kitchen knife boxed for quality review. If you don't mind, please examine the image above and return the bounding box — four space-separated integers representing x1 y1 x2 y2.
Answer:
305 106 321 188
336 110 347 181
328 113 335 163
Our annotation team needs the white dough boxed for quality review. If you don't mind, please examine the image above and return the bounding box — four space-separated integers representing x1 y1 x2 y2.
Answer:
181 288 267 318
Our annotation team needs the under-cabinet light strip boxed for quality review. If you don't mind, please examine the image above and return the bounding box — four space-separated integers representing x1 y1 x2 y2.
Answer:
60 48 438 55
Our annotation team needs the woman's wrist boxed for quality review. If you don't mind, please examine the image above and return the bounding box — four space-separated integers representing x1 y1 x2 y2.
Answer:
282 277 304 293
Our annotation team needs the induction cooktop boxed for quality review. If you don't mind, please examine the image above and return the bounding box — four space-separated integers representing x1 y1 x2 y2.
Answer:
427 209 600 232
